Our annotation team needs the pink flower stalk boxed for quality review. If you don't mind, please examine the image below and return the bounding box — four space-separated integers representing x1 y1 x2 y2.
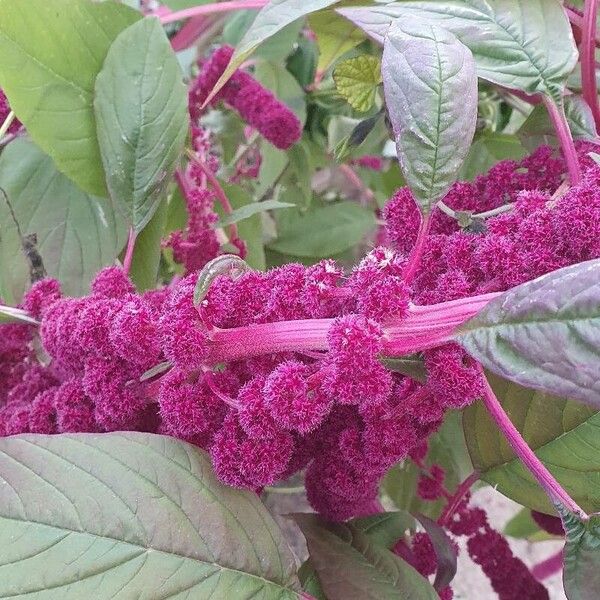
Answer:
189 45 302 150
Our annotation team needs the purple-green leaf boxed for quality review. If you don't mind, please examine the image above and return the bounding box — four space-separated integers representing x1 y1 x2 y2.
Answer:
559 506 600 600
293 513 438 600
0 433 304 598
414 514 457 590
382 19 477 213
456 260 600 408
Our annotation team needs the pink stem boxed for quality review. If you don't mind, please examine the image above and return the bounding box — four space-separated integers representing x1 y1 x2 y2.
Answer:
565 4 600 48
531 549 564 581
403 212 431 285
171 16 209 52
206 293 498 363
123 228 137 276
338 163 375 206
543 95 581 185
187 152 246 257
439 471 480 526
582 0 600 129
160 0 267 24
480 371 587 518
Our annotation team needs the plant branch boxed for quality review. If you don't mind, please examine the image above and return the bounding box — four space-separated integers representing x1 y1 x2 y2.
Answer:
159 0 267 25
582 0 600 129
402 211 432 285
543 95 581 185
122 227 137 276
479 370 587 518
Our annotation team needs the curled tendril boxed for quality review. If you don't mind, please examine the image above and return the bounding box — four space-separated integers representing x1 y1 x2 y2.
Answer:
193 254 251 307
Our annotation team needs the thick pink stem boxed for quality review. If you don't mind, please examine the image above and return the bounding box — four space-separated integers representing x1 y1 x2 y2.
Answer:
171 16 209 52
543 96 581 185
403 212 431 285
122 228 137 276
582 0 600 129
480 372 586 518
206 293 499 363
160 0 267 24
531 549 563 581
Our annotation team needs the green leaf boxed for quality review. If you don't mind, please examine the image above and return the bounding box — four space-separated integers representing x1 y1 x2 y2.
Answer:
299 560 328 600
0 0 140 196
518 95 599 151
458 133 527 180
385 411 473 519
561 509 600 600
293 514 438 600
0 306 38 326
217 200 294 227
309 11 365 73
350 512 415 549
504 508 556 541
268 202 376 257
94 18 188 233
0 139 126 304
382 20 478 213
128 198 168 291
0 432 303 598
339 0 578 103
456 260 600 408
208 0 340 102
463 373 600 514
308 10 365 72
253 60 308 125
334 55 381 112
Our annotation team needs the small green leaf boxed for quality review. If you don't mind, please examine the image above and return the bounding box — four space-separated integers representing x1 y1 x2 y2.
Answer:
217 200 294 227
94 18 188 233
382 20 478 213
0 0 140 196
298 560 328 600
0 433 304 598
0 306 38 326
309 11 365 73
504 508 556 541
463 373 600 514
456 260 600 408
561 508 600 600
140 361 172 382
268 202 376 257
207 0 340 103
0 139 126 304
518 95 599 151
334 55 381 112
293 514 438 600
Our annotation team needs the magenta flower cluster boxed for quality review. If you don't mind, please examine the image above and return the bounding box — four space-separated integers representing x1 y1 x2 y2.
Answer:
1 143 600 524
189 45 302 150
0 88 21 135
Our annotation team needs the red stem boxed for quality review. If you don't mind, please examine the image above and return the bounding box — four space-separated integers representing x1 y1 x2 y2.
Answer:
159 0 267 24
123 227 137 276
543 95 581 185
480 371 587 518
438 471 480 526
403 212 431 285
582 0 600 129
531 549 563 581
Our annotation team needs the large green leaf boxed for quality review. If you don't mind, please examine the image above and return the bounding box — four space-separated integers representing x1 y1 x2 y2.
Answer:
0 432 303 598
382 20 477 213
207 0 340 103
456 260 600 408
94 18 188 233
463 373 600 514
339 0 577 103
0 139 126 304
561 508 600 600
293 514 438 600
518 95 598 151
0 0 140 196
268 202 376 257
